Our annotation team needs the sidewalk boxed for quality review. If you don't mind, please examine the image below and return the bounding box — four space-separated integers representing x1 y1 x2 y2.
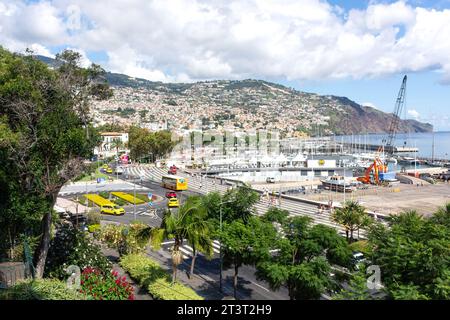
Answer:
144 248 230 300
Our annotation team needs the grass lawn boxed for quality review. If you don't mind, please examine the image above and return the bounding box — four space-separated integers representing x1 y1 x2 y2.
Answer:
79 167 114 182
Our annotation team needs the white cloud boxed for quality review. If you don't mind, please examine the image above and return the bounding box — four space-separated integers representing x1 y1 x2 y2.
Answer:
408 109 421 120
362 102 378 109
1 0 450 84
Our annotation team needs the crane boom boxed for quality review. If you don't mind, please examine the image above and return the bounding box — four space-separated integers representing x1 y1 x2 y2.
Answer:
385 75 407 152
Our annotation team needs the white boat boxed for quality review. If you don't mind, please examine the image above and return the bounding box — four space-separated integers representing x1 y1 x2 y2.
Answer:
321 176 355 193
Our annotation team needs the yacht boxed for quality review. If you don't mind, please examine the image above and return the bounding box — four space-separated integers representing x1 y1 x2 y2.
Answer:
321 175 356 193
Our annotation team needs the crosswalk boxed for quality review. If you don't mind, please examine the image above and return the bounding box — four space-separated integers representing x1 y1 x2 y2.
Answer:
161 239 222 259
123 165 358 236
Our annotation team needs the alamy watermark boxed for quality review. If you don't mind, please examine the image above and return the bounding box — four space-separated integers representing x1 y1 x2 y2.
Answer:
366 265 383 290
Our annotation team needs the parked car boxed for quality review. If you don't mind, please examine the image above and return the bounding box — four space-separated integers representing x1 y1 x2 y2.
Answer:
351 252 367 270
165 191 177 198
167 198 179 208
100 204 125 215
266 177 276 183
105 167 113 174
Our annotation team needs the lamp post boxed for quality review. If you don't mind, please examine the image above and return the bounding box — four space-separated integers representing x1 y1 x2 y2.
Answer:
219 200 233 293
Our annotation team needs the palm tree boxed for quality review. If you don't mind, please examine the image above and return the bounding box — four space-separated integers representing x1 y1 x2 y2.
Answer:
331 201 372 242
138 196 213 283
110 138 123 156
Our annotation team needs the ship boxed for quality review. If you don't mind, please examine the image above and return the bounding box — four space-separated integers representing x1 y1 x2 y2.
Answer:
321 175 356 193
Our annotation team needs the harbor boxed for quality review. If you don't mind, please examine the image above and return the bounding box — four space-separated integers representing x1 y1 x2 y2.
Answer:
167 131 450 217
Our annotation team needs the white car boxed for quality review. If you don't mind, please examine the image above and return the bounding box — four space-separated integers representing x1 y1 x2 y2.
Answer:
266 177 276 183
115 167 124 175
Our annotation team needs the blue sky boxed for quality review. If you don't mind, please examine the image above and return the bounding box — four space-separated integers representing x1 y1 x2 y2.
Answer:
1 0 450 130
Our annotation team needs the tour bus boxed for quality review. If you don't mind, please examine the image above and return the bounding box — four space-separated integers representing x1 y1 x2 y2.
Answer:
161 175 188 191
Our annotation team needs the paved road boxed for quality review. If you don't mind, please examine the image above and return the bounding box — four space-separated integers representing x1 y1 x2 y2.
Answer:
59 164 318 300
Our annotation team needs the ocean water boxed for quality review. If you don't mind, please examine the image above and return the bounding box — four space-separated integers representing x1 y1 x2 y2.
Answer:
334 132 450 160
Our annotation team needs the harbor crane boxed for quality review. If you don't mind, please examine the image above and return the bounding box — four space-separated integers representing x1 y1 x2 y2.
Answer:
382 75 407 155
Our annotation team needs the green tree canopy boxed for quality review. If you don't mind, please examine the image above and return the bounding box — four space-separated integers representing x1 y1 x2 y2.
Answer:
256 216 352 300
0 47 111 276
367 207 450 299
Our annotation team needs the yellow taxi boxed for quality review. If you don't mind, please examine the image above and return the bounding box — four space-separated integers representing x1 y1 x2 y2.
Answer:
167 198 179 208
100 204 125 215
105 167 113 174
102 164 109 169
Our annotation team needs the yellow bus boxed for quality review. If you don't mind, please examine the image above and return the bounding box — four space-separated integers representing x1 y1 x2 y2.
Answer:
161 175 188 191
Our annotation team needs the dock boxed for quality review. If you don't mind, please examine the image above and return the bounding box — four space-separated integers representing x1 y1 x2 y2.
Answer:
341 142 418 153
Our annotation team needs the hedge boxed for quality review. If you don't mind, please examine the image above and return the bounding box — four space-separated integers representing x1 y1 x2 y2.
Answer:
111 192 145 205
148 278 204 300
120 254 203 300
0 279 86 300
85 194 115 207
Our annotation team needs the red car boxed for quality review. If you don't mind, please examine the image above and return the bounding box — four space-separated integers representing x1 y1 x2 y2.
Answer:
168 165 177 175
165 191 177 199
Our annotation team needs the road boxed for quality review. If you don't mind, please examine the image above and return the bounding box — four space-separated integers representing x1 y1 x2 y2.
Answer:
59 164 292 299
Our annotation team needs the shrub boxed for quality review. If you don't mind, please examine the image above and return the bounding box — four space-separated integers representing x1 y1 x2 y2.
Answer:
112 197 127 206
96 222 148 256
87 211 101 226
0 279 86 300
112 192 145 205
79 267 134 300
99 191 110 199
120 253 167 287
148 278 203 300
45 224 112 279
120 254 204 300
88 224 101 233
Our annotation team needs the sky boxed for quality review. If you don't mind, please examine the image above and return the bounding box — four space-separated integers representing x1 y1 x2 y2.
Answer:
1 0 450 130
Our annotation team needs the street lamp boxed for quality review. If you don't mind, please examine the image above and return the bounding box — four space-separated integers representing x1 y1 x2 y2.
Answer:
219 200 233 293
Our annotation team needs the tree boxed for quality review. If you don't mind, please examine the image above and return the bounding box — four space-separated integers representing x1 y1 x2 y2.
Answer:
262 207 289 225
110 138 124 156
0 47 111 277
367 207 450 299
221 185 260 223
138 196 213 282
220 217 276 299
331 201 372 242
332 269 374 300
128 126 178 162
256 216 351 299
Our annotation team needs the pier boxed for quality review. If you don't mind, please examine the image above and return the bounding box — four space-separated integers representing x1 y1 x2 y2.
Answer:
341 142 418 153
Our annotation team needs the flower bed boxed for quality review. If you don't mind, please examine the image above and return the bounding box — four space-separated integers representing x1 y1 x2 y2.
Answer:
85 194 115 207
120 254 203 300
111 192 145 205
79 267 134 300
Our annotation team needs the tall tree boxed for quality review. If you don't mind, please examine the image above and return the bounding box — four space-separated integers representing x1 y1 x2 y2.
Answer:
331 201 372 242
256 216 351 300
220 217 276 299
367 207 450 299
0 47 111 277
138 196 213 282
221 185 260 223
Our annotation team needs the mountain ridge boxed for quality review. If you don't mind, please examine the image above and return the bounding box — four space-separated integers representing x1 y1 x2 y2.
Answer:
35 55 433 135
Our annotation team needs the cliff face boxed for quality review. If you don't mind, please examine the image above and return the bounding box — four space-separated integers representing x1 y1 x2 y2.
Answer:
326 97 432 134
